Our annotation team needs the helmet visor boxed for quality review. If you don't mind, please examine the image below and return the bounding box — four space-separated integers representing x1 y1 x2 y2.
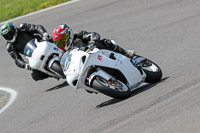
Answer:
54 32 70 48
3 33 14 41
1 27 16 41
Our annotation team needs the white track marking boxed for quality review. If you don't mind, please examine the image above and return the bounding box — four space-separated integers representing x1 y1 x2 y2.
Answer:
0 87 17 114
0 0 80 25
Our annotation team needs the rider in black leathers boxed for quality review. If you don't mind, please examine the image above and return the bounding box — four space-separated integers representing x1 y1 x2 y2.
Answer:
0 22 51 81
52 24 135 58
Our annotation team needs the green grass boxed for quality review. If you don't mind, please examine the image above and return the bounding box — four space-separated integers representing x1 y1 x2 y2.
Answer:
0 0 71 22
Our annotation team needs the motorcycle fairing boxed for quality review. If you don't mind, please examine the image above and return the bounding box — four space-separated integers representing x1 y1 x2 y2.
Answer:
80 50 146 89
25 39 62 73
62 49 146 91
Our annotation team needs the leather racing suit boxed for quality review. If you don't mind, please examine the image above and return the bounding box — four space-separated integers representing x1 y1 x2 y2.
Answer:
69 30 129 57
6 23 51 81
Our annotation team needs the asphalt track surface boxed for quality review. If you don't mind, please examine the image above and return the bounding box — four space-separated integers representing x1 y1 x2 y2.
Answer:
1 0 200 132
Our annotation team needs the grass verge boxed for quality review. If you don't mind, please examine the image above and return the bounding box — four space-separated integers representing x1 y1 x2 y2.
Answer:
0 0 71 22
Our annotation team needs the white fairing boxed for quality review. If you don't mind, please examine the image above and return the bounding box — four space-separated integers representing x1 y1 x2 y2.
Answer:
61 48 146 92
25 39 63 77
84 50 145 89
63 49 89 88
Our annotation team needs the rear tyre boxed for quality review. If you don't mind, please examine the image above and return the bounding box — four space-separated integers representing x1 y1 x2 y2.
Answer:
139 58 162 83
92 76 131 99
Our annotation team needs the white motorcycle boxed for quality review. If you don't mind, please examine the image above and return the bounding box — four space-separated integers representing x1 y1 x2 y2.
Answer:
60 45 162 99
23 38 65 79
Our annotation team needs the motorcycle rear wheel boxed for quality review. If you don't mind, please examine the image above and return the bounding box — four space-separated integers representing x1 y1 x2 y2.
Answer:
139 58 162 83
92 76 131 99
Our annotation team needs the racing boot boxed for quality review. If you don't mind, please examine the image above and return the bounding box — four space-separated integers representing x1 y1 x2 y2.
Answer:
103 39 135 58
125 49 135 58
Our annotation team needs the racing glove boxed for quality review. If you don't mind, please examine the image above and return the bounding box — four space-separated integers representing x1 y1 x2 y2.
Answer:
86 32 100 42
42 32 50 41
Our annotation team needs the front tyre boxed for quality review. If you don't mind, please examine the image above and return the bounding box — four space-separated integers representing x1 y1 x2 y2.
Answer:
91 76 131 99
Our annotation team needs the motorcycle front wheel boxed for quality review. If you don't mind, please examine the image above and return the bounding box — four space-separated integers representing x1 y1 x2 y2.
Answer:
91 76 131 99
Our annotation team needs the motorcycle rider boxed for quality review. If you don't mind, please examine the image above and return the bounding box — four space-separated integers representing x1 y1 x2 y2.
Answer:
0 22 52 81
52 24 135 58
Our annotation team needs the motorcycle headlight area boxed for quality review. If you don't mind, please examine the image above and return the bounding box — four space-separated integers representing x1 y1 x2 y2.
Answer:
60 52 71 71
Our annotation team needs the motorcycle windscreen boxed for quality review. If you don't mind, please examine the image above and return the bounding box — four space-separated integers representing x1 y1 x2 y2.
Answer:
60 51 71 71
24 39 37 57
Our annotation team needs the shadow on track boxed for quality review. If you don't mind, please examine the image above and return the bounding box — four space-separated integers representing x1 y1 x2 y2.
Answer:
95 77 169 109
45 81 68 92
